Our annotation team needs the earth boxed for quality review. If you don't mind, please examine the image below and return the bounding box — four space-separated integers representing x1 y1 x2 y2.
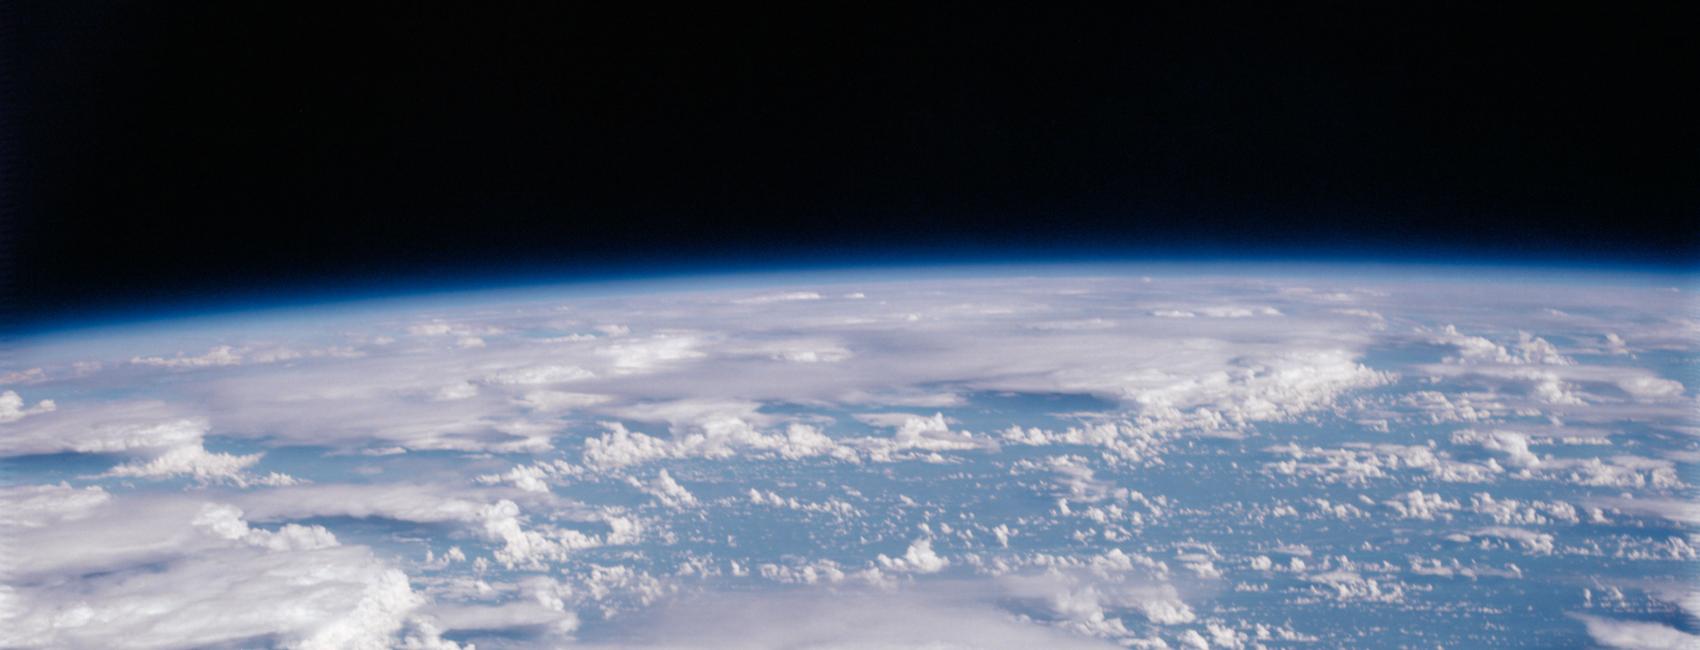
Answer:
2 263 1695 649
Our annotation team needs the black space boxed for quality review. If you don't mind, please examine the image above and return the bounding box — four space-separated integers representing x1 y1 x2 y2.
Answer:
3 3 1697 327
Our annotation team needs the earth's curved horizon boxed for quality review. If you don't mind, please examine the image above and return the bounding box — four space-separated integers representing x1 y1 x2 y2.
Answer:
2 262 1695 649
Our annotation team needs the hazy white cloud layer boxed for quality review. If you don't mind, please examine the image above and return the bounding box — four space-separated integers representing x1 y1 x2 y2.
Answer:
2 267 1694 648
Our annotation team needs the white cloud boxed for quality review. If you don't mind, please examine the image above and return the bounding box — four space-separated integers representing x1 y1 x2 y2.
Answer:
483 364 596 385
1468 493 1579 525
130 344 244 368
1107 349 1393 429
235 483 493 524
1604 332 1632 355
997 550 1196 638
0 390 55 423
1265 441 1501 485
1384 489 1460 520
1333 308 1385 320
592 589 1118 649
1196 305 1281 318
477 463 556 493
0 402 204 457
595 334 705 374
595 324 632 337
517 390 610 411
0 493 452 650
408 322 456 336
0 403 282 485
103 443 263 483
1457 527 1556 555
860 412 988 460
0 482 111 528
1571 613 1700 650
877 537 950 573
233 483 636 570
1431 326 1573 366
1303 570 1406 603
432 381 480 401
421 601 579 638
0 367 47 384
1030 318 1118 330
1587 496 1700 526
1619 375 1686 400
633 469 696 508
582 422 678 469
731 291 823 304
1451 429 1543 468
743 338 854 363
408 320 502 339
582 419 848 470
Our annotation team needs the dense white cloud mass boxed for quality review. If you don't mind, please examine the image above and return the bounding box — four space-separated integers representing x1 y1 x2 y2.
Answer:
1 266 1694 648
583 589 1119 649
1573 613 1700 649
0 490 453 650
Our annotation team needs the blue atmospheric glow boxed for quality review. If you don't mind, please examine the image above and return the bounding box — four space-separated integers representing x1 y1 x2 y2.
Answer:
14 254 1693 339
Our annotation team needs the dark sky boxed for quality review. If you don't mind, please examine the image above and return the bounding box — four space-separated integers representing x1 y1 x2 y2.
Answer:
4 3 1696 327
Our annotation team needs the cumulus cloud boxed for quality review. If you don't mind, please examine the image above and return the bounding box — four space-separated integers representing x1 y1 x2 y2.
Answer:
0 390 55 423
1454 527 1556 555
633 469 697 508
1451 429 1543 467
477 463 557 493
103 443 264 482
1431 326 1573 366
1384 489 1460 520
877 537 950 573
582 419 848 470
